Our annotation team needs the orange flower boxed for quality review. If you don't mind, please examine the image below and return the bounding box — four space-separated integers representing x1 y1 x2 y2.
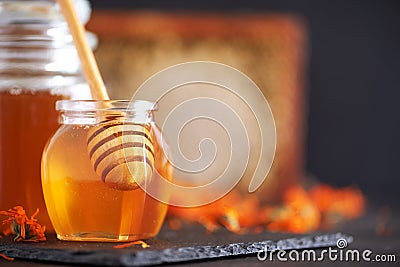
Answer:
265 186 321 233
114 240 149 249
0 253 14 261
0 206 46 242
310 184 365 220
167 183 365 234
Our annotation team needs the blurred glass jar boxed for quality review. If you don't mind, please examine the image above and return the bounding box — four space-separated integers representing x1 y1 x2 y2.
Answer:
0 0 93 231
42 100 173 241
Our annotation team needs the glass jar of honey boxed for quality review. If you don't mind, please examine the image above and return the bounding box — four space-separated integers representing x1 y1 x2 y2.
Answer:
42 100 173 242
0 0 92 231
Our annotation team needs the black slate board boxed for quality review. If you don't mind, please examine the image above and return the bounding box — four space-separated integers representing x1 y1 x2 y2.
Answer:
0 225 352 266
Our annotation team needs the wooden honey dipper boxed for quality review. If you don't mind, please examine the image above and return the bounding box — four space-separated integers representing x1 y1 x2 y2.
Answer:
57 0 154 190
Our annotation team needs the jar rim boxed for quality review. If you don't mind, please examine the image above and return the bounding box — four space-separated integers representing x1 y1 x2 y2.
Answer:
56 100 158 112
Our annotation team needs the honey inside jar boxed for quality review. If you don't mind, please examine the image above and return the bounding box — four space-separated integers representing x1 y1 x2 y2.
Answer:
41 100 172 242
0 0 94 231
0 90 65 230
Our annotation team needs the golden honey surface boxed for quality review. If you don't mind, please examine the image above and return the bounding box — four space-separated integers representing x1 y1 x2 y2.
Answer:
41 123 172 242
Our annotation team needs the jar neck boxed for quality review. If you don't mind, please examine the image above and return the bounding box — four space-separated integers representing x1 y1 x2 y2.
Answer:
0 0 95 95
56 100 157 125
60 110 155 125
0 23 83 89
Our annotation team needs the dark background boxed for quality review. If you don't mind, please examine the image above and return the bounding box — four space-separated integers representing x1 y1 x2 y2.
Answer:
88 0 400 204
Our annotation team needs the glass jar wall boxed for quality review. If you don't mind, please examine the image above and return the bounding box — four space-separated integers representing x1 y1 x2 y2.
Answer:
0 0 92 231
42 100 173 241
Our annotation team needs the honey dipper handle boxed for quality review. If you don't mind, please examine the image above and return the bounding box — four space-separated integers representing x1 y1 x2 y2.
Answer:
57 0 110 100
